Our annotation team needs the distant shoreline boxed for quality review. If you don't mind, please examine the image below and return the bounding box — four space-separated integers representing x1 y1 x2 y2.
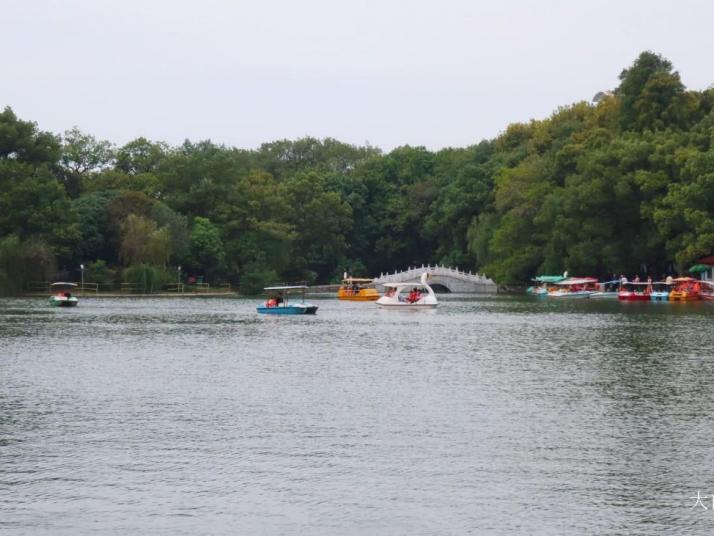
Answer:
20 291 238 298
19 286 340 298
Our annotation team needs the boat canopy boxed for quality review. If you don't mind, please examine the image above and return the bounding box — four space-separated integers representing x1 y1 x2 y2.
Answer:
263 285 308 291
342 278 373 283
533 275 565 283
50 282 78 288
555 277 598 286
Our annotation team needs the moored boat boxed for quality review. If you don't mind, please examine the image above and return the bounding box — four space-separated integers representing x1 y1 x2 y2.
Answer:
548 277 599 298
618 282 651 301
337 276 379 301
527 275 565 297
650 282 673 301
590 280 620 299
376 272 438 308
257 285 318 315
669 277 701 301
49 282 79 307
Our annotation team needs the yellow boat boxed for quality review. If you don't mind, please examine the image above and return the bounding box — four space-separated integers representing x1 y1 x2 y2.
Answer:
669 277 701 301
337 277 379 301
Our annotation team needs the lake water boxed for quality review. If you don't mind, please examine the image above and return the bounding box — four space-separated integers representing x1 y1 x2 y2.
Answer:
2 295 714 535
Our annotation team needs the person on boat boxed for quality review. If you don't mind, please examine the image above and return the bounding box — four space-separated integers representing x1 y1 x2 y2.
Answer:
266 297 277 307
646 276 653 293
407 288 419 303
633 275 640 283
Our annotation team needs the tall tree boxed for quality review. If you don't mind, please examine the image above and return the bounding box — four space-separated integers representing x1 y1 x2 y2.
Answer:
119 214 171 267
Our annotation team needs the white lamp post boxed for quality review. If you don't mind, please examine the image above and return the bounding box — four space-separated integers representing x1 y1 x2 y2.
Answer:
177 265 182 293
80 264 84 293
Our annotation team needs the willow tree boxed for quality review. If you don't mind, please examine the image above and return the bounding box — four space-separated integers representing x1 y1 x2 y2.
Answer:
119 214 171 267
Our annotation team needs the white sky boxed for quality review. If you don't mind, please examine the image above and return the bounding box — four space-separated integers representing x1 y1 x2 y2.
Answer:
3 0 712 151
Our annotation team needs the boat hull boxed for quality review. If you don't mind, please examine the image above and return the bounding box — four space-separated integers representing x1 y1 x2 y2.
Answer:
337 289 379 301
257 305 318 315
376 296 438 308
669 291 699 301
618 291 650 301
548 291 592 298
49 296 78 307
376 302 438 308
650 292 670 301
590 292 619 299
527 287 549 297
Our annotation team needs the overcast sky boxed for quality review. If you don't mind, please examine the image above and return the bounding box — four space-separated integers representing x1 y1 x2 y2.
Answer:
3 0 712 151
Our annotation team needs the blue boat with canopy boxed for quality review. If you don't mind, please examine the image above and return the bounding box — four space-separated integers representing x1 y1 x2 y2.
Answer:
257 285 318 315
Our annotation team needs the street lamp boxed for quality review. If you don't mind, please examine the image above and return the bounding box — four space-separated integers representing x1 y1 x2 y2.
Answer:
177 265 182 293
80 264 84 293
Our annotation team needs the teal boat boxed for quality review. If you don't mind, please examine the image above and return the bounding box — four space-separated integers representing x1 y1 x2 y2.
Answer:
49 282 79 307
527 274 566 296
650 281 673 301
257 285 318 315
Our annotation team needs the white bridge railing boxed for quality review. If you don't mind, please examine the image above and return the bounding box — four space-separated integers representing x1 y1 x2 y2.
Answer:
373 265 497 293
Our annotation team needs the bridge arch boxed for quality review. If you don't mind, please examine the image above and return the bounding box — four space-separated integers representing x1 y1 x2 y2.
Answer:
428 283 451 293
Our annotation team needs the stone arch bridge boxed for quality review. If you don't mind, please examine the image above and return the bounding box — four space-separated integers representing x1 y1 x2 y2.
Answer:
373 265 497 294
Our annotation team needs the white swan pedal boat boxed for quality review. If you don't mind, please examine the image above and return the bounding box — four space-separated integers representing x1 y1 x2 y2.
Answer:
376 272 438 308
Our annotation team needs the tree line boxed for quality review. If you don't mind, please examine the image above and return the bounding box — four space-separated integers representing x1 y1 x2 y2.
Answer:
1 51 713 294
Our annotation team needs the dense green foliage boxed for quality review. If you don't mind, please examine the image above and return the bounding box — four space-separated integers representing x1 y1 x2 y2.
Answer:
1 52 713 293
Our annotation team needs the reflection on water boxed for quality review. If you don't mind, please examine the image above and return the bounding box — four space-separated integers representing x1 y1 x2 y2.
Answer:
2 296 714 534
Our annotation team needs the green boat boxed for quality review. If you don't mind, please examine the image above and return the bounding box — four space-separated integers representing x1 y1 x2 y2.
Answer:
49 282 79 307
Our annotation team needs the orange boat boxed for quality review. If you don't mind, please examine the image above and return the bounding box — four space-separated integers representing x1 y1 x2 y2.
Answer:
337 277 379 301
669 277 702 301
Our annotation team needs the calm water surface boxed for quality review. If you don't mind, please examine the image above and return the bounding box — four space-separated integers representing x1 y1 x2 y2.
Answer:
2 295 714 535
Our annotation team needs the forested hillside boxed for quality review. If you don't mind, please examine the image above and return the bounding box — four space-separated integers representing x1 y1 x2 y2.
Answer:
1 52 713 294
